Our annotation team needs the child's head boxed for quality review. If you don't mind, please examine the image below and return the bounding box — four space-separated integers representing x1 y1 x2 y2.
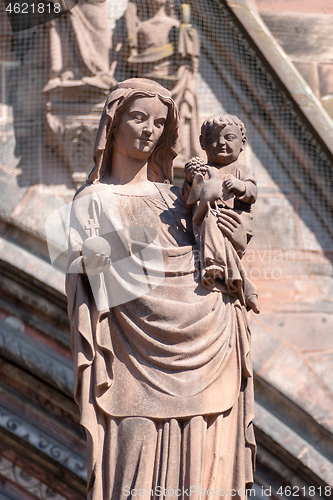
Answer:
200 114 247 166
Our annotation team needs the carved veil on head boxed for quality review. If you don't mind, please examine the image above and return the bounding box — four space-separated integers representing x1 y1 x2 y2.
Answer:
87 78 179 184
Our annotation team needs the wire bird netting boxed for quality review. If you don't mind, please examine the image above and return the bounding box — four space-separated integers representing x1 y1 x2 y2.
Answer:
0 2 333 494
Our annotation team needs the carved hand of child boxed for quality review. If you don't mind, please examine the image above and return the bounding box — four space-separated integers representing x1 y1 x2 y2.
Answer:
185 157 208 183
223 174 245 197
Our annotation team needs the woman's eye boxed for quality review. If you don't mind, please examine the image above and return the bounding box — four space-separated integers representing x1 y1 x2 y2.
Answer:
225 135 236 141
154 120 165 128
130 112 145 122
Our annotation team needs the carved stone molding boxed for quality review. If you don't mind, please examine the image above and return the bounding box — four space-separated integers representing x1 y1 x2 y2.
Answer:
0 454 66 500
0 404 87 481
0 317 74 397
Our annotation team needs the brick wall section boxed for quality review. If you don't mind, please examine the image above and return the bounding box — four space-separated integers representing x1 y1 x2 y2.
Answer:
254 1 333 116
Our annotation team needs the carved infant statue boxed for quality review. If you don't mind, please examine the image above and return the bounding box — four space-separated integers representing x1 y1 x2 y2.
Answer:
183 113 260 314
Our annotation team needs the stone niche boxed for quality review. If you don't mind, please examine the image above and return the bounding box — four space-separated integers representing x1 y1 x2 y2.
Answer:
45 86 106 189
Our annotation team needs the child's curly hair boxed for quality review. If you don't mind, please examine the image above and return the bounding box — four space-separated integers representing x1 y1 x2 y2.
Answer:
200 113 247 144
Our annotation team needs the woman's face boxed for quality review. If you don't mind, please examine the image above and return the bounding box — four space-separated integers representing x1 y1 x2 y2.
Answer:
113 96 168 161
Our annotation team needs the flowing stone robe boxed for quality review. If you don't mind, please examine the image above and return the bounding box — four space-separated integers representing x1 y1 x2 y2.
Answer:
46 0 111 87
66 181 255 500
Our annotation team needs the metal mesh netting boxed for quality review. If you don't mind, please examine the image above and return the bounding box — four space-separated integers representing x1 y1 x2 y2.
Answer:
1 1 333 494
0 0 333 280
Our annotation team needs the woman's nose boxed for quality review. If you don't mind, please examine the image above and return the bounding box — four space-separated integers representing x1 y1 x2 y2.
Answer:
217 134 225 145
143 119 154 134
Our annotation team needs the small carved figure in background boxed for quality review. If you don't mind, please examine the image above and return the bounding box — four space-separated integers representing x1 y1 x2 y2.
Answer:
112 0 201 163
44 0 115 92
183 113 260 313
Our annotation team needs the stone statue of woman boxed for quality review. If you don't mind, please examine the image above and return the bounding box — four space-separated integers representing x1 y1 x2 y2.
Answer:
66 78 255 500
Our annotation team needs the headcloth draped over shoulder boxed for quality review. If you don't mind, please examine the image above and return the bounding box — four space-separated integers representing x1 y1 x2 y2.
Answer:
87 78 179 184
